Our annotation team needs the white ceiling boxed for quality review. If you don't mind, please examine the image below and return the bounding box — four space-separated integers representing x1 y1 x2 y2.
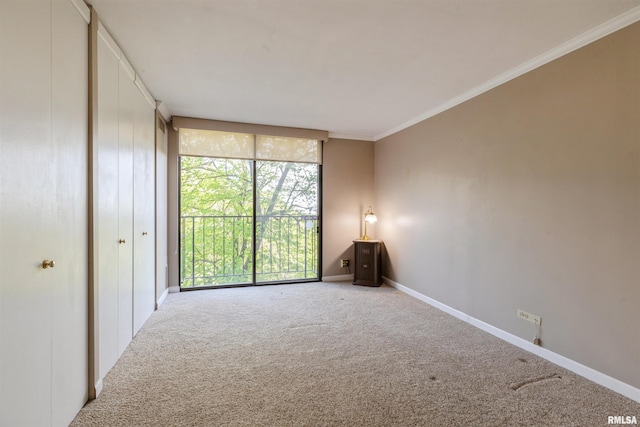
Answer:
87 0 640 141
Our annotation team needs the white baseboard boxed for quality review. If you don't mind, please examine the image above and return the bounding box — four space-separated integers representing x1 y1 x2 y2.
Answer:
94 378 104 398
156 287 169 309
383 276 640 403
322 274 354 282
169 285 180 293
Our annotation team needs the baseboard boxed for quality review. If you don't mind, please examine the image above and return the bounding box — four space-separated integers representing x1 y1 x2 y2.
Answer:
322 274 354 282
169 285 180 293
94 378 104 398
156 287 169 309
383 276 640 403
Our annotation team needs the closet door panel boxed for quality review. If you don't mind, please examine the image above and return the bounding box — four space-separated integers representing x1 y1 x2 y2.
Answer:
0 0 53 424
96 32 121 380
118 64 135 354
51 0 89 424
155 115 169 304
93 16 157 390
133 91 156 335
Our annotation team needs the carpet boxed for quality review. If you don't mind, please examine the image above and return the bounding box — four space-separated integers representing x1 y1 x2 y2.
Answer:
71 282 640 426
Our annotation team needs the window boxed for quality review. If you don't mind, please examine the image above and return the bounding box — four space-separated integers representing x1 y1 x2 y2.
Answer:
178 128 322 288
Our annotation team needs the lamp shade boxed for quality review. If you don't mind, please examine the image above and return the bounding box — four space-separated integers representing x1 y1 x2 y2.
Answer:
360 206 377 239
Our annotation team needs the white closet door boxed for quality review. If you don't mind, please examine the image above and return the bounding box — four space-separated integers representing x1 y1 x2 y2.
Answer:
0 1 54 425
1 0 89 425
118 63 135 355
97 30 122 379
133 90 156 335
94 23 156 385
155 116 169 305
51 0 89 424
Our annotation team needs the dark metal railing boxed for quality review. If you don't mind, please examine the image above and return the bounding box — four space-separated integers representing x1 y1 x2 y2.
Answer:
180 214 318 288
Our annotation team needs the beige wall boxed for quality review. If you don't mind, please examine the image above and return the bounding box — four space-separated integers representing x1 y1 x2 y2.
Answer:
375 22 640 388
322 138 376 278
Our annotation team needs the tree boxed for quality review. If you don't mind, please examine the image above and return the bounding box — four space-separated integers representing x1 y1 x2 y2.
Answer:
179 156 319 287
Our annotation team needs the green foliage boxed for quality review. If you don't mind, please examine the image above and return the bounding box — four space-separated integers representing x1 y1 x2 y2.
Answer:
180 156 319 287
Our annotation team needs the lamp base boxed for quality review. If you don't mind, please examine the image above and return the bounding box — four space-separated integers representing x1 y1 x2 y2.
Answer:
359 235 371 240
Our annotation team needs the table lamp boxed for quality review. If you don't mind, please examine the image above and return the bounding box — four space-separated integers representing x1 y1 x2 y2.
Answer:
360 205 377 240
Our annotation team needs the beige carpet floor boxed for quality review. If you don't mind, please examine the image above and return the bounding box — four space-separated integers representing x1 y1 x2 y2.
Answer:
71 282 639 426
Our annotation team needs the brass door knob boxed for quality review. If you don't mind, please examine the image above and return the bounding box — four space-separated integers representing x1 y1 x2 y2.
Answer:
42 260 55 269
119 239 126 244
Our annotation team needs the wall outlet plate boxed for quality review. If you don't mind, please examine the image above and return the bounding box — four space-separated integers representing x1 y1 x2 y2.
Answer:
517 309 541 325
340 259 350 268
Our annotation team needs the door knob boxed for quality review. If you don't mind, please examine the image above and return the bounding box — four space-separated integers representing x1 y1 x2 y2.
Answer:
142 231 148 236
119 239 126 244
41 260 55 269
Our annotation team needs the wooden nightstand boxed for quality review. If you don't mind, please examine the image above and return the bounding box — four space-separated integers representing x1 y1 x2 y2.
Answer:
352 239 382 287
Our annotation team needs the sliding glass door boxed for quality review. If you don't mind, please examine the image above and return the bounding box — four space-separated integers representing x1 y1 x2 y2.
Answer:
255 161 319 283
178 129 321 289
180 157 254 287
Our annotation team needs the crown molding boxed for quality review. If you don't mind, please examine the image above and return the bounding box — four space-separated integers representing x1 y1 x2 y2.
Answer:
97 19 157 109
134 75 156 109
69 0 90 23
374 5 640 141
156 102 172 123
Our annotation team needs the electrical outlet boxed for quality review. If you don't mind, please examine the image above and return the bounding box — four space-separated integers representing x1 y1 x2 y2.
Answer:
517 309 541 325
340 259 350 268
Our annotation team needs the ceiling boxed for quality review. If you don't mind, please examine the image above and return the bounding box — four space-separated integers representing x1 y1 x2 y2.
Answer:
87 0 640 141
